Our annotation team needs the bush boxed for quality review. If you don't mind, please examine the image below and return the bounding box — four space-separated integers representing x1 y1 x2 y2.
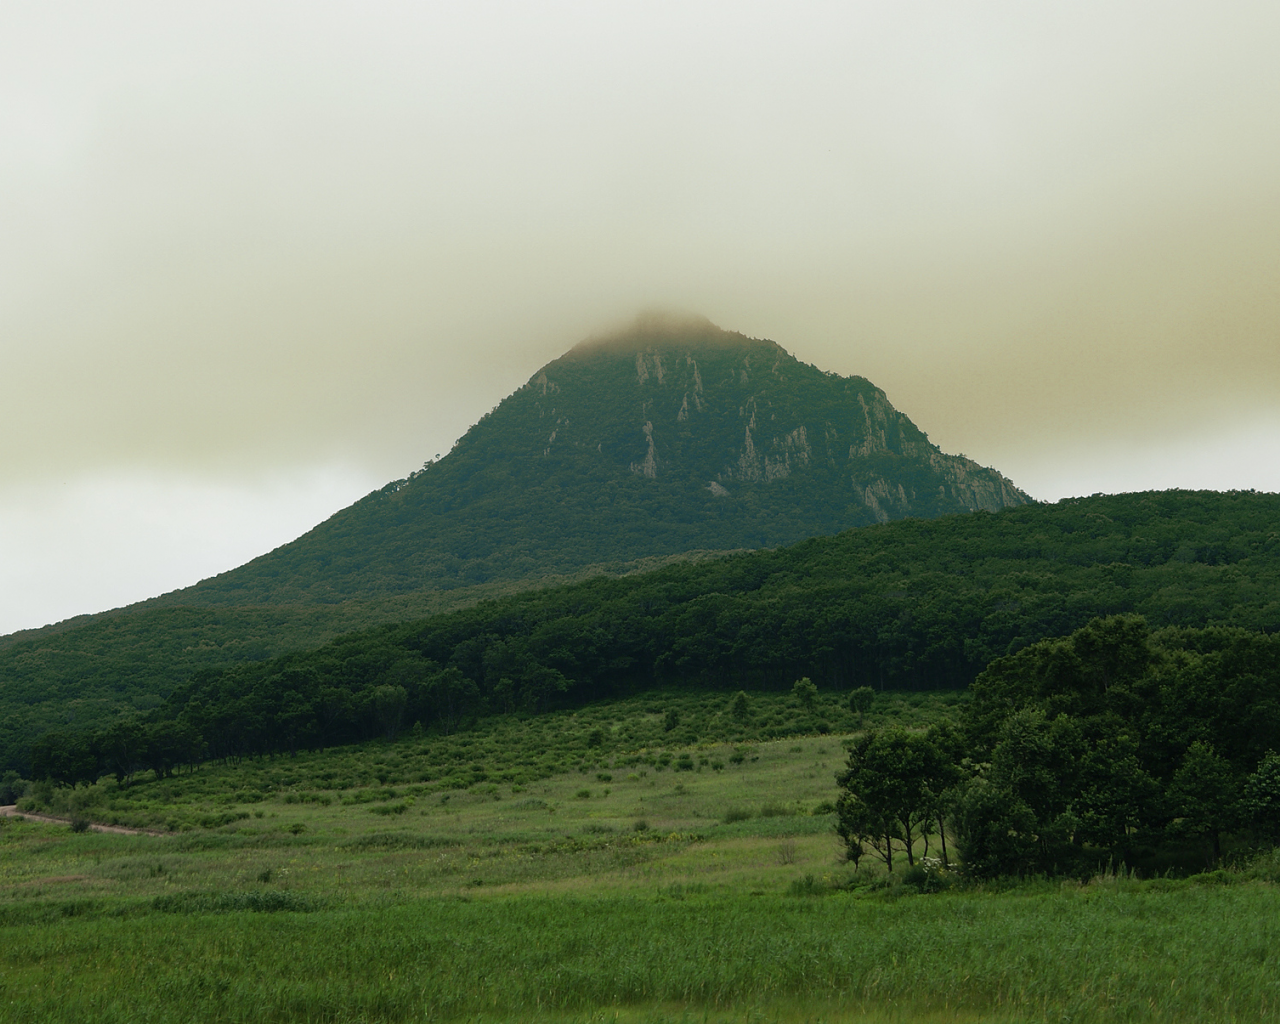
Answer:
0 770 27 804
69 816 91 833
722 807 752 824
787 873 825 897
954 781 1040 879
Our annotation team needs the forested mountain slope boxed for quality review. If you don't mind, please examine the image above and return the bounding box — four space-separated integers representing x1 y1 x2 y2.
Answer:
144 314 1029 607
7 489 1278 773
0 316 1030 761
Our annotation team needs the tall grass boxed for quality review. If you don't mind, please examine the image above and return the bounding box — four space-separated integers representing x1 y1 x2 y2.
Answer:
2 886 1277 1022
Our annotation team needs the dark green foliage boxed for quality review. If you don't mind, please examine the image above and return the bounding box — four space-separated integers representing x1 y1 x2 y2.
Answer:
792 677 817 710
8 490 1280 775
1243 751 1280 843
0 769 27 803
848 686 875 716
1167 742 1238 864
835 725 958 871
950 616 1280 876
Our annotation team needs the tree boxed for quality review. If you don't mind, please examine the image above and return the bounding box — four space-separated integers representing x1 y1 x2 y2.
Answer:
30 730 98 787
730 691 751 722
986 708 1081 867
792 677 818 711
835 727 955 871
1168 741 1238 865
1074 729 1160 856
0 770 26 804
372 685 409 743
1243 751 1280 844
425 668 480 734
953 779 1041 879
848 686 875 723
99 719 146 786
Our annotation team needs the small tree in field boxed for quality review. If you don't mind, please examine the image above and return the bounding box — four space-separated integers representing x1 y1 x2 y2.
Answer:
792 677 818 711
848 686 875 726
835 726 956 871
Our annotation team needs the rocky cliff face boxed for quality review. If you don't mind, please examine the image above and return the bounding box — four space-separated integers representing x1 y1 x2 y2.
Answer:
498 315 1028 523
165 315 1031 605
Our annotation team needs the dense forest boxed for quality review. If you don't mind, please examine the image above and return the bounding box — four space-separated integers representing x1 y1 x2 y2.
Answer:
12 489 1279 780
837 616 1280 877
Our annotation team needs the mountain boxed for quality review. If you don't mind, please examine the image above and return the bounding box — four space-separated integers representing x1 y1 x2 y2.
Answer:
145 314 1030 608
0 315 1033 765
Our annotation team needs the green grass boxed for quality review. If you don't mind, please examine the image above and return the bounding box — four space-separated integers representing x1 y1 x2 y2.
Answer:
4 703 1278 1022
15 689 961 833
2 882 1278 1022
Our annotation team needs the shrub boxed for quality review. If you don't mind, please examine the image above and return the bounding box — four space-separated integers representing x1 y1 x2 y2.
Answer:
575 789 591 799
787 873 824 897
722 807 752 824
69 816 91 833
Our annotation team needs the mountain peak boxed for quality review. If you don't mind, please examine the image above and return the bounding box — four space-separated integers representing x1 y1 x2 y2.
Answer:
160 321 1029 608
567 311 746 358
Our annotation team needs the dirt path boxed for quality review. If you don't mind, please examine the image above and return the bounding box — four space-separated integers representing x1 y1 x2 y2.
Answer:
0 804 167 837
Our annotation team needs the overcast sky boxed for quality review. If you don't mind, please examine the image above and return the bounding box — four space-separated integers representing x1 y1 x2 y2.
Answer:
3 1 1279 635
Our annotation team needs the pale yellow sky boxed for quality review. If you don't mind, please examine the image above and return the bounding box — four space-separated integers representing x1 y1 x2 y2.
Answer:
3 1 1279 634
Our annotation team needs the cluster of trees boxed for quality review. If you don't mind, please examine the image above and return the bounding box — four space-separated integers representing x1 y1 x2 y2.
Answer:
836 616 1280 877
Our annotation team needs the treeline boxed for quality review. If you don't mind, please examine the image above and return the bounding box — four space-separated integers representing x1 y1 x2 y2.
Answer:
836 616 1280 877
13 489 1280 777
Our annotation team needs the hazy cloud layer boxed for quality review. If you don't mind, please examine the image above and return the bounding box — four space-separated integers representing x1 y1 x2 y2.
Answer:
3 1 1278 632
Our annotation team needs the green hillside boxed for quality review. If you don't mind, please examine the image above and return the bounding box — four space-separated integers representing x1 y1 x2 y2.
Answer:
7 489 1278 774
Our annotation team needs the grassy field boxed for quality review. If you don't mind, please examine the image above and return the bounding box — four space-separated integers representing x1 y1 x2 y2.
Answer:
4 692 1279 1023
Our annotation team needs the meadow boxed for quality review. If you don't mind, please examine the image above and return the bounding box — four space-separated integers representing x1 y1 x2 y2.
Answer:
4 690 1279 1023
